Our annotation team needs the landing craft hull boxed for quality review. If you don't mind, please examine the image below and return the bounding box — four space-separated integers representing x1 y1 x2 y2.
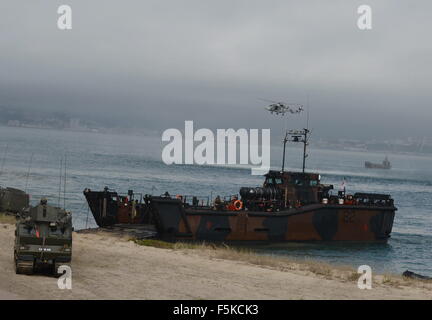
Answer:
83 189 146 227
84 190 396 242
150 198 395 242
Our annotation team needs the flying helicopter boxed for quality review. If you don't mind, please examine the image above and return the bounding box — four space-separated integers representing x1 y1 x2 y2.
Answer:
259 99 304 116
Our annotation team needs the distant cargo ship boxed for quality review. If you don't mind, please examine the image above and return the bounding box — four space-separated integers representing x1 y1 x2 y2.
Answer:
365 157 391 169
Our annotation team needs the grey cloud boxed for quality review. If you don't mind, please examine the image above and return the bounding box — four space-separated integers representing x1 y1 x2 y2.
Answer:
0 0 431 138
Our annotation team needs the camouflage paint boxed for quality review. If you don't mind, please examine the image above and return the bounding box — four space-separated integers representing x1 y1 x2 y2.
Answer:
85 191 396 242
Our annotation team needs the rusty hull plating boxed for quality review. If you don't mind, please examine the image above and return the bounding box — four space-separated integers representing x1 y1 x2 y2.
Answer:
83 169 396 243
84 126 396 243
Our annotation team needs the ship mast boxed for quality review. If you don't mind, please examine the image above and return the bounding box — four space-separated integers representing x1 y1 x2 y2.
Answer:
285 128 310 174
301 128 309 173
281 131 289 172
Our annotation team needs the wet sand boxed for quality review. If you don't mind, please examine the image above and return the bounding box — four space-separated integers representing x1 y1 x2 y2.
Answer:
0 223 431 300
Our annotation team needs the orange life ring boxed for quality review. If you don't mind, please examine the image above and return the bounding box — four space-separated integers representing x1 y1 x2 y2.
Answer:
233 200 243 211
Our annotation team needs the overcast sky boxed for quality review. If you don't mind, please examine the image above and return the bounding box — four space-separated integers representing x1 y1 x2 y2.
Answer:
1 0 431 139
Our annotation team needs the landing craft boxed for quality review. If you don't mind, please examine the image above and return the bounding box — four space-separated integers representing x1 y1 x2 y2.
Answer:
84 129 397 243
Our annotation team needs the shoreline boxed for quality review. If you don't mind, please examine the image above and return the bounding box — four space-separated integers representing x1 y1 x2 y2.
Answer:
2 125 432 159
0 221 431 300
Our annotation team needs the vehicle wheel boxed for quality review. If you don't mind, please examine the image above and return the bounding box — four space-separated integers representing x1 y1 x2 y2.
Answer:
15 259 34 275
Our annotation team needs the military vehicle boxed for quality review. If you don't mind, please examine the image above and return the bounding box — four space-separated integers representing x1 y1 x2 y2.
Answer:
14 198 72 275
84 128 397 243
0 187 29 214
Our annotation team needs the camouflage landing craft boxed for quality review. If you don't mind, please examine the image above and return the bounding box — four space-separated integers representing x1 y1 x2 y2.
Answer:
84 129 396 243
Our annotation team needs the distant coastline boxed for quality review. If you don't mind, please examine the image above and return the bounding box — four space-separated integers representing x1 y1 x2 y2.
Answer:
2 124 431 160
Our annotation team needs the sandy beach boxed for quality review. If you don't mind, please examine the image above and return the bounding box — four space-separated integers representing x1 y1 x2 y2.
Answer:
0 222 431 300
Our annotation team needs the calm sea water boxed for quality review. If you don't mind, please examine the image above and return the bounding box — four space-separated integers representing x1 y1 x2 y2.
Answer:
0 126 431 276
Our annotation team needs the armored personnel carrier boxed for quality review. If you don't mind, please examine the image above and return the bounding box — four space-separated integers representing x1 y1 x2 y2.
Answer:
0 187 29 214
14 199 72 275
